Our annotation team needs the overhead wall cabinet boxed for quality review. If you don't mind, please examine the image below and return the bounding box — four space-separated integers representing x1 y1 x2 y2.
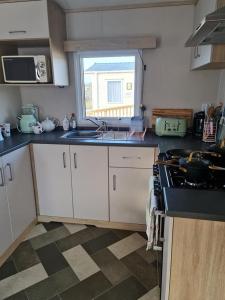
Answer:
191 0 225 70
0 0 69 86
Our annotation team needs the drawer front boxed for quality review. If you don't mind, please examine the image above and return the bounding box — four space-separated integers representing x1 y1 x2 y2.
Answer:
109 147 155 168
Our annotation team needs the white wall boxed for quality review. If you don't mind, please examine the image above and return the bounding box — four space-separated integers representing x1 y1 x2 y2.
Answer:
0 87 21 127
21 5 220 125
217 70 225 104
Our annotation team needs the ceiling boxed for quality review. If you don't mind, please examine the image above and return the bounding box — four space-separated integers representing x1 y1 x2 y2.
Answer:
54 0 197 12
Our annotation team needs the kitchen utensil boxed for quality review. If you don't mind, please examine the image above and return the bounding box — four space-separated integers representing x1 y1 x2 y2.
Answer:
22 104 39 120
193 111 205 137
155 117 187 137
41 117 59 132
1 123 11 137
17 114 37 133
32 122 43 134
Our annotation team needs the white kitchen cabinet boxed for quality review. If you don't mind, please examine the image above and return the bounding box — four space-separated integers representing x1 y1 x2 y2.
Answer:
33 144 73 218
0 0 49 40
70 146 109 221
0 158 13 256
191 0 225 70
2 146 36 240
109 168 152 224
109 146 154 225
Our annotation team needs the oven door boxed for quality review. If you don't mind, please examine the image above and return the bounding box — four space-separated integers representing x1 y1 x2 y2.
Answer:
2 56 38 83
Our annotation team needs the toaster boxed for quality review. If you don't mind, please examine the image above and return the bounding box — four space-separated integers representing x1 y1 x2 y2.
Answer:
155 117 187 137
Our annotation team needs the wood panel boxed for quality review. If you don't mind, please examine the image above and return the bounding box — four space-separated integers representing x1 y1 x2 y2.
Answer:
64 36 157 52
37 215 145 232
64 1 195 13
169 218 225 300
151 108 193 127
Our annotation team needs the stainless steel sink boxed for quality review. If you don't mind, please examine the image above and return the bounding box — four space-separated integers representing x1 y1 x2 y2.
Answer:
60 130 101 139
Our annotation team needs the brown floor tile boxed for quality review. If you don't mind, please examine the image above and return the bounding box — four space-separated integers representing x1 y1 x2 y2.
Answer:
136 247 157 265
12 241 40 272
43 222 63 231
122 252 158 290
0 259 17 281
82 231 119 255
36 243 69 276
4 291 28 300
60 271 112 300
30 226 70 250
25 267 79 300
95 276 147 300
56 227 109 252
111 229 133 239
92 248 130 285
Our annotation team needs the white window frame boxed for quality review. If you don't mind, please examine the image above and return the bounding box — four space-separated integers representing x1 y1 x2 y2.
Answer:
74 49 143 127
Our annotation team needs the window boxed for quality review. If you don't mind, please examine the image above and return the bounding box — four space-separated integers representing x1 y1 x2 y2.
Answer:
75 50 143 124
107 80 122 104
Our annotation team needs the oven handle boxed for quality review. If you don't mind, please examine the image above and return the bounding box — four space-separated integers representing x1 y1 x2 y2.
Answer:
153 210 165 251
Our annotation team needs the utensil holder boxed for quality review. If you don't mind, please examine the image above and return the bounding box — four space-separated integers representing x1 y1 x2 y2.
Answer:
202 120 217 143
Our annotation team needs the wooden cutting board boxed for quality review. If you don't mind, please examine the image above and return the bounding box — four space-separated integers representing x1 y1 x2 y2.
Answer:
151 108 193 127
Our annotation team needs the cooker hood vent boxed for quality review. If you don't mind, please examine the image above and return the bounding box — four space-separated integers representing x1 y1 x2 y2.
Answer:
185 6 225 47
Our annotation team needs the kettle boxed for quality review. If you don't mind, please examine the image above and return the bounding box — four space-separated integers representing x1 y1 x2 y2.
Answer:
41 117 59 132
17 114 37 133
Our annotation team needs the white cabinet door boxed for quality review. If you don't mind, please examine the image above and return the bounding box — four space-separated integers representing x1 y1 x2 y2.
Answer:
33 144 73 218
2 146 36 240
0 0 49 40
0 158 13 256
109 168 152 224
70 146 109 221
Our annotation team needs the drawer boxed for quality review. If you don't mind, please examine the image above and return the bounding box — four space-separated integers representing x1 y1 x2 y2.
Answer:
109 147 155 168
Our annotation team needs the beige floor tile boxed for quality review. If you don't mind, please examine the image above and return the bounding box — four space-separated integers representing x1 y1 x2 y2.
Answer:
138 286 160 300
24 224 47 241
64 223 87 234
0 263 48 300
108 233 146 259
63 245 100 281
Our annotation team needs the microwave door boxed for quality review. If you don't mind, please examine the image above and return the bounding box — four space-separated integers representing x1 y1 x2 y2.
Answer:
3 57 38 83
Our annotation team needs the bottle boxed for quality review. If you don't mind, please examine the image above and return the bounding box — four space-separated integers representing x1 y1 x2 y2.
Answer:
69 113 77 130
62 115 69 131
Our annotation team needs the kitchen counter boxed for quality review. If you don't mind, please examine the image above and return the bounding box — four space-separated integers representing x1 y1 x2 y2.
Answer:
163 188 225 222
0 129 209 157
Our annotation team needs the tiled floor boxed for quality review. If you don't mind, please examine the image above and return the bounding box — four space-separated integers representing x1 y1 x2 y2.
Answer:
0 222 161 300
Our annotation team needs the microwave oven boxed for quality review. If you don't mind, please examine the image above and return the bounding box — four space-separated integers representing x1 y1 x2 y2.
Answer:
1 55 52 83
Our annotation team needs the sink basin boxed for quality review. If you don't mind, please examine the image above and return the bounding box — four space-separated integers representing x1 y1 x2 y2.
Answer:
60 130 101 139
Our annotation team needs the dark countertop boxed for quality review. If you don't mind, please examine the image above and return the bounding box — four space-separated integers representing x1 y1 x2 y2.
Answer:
159 164 225 222
0 129 209 157
163 188 225 222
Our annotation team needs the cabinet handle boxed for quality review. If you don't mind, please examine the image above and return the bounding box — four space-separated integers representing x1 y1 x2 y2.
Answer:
74 153 77 169
5 163 13 182
63 152 66 168
8 30 27 34
122 156 141 160
113 175 116 191
0 167 5 187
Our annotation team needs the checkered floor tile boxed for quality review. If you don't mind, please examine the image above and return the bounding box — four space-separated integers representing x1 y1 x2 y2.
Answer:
0 222 161 300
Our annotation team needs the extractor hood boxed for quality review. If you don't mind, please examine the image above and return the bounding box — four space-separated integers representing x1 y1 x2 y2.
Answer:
185 6 225 47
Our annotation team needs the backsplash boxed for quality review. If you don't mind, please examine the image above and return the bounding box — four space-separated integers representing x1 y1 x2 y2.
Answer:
0 87 21 128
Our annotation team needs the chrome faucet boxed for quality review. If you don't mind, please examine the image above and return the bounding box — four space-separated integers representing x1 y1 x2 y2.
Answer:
86 118 107 131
